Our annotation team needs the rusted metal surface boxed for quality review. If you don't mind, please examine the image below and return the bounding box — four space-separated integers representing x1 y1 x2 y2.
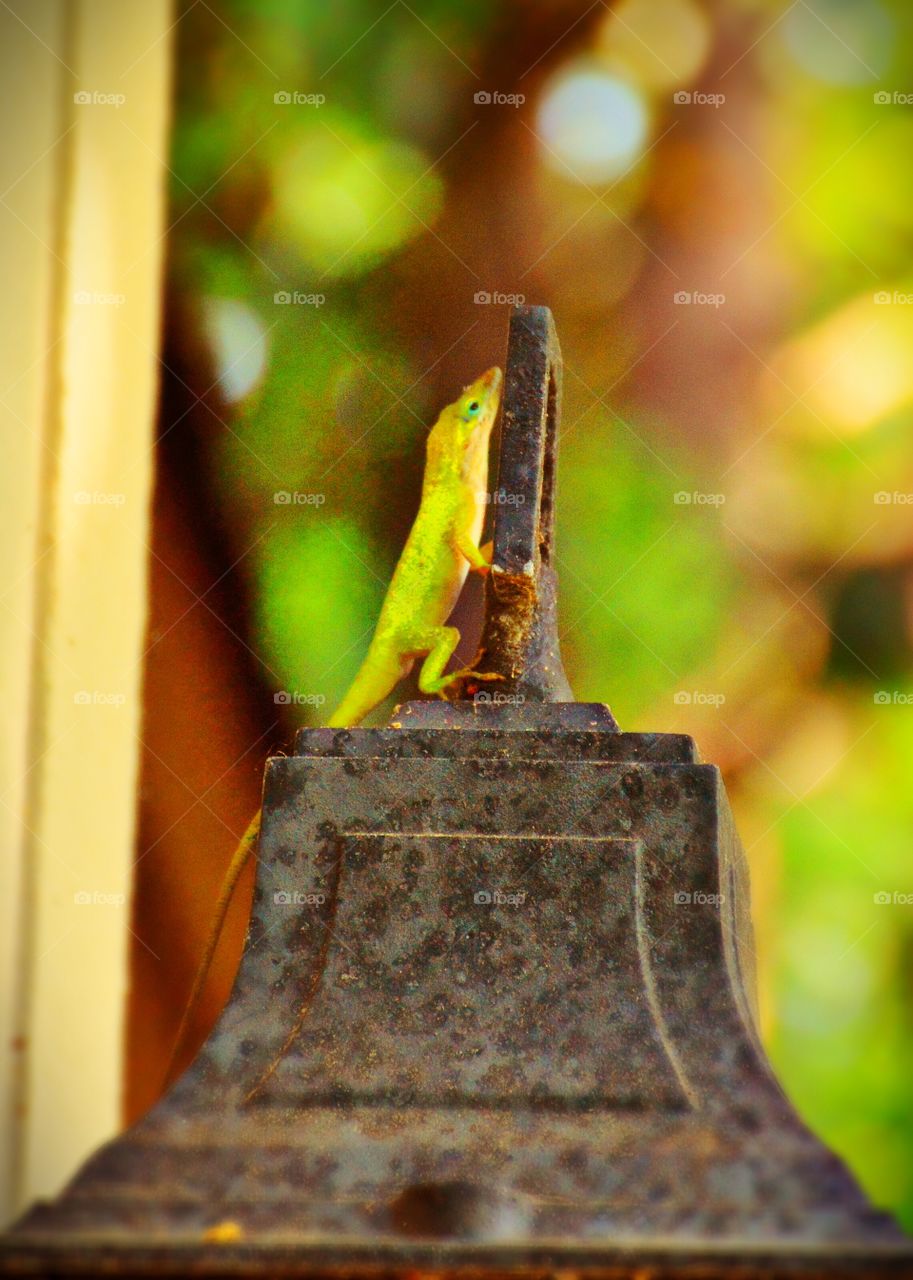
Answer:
475 305 572 703
3 306 911 1278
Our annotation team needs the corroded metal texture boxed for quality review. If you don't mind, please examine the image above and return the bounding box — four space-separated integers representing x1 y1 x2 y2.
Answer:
3 307 911 1278
4 714 910 1276
475 305 572 703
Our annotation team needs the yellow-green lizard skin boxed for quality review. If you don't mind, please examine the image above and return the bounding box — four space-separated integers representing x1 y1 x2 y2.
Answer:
327 365 502 723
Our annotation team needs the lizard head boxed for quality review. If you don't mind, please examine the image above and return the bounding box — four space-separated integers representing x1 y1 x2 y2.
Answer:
449 365 503 474
457 366 502 426
454 366 501 488
426 366 502 485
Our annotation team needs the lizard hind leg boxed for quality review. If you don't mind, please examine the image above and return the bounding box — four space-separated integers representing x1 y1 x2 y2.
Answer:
416 626 503 700
416 625 462 698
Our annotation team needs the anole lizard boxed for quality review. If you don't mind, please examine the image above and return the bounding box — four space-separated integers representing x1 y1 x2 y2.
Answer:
164 366 503 1083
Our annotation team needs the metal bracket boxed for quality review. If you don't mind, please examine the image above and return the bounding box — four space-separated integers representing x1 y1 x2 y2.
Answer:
472 304 573 702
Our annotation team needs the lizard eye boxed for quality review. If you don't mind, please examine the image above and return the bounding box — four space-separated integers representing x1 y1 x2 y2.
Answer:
466 400 480 416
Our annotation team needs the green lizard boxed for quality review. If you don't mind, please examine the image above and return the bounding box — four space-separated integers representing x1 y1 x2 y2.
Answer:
164 366 503 1084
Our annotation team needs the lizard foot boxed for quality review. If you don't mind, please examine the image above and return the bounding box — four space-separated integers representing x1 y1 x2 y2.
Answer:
440 667 505 701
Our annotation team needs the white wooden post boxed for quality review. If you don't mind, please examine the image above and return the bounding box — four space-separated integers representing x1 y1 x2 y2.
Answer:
0 0 171 1223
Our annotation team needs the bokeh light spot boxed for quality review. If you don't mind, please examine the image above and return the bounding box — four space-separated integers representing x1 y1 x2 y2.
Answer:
201 298 268 403
598 0 711 90
536 66 649 185
269 122 443 278
781 0 891 85
775 293 913 435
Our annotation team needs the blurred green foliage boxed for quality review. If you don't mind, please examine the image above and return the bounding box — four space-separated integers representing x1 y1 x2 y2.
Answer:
170 0 913 1226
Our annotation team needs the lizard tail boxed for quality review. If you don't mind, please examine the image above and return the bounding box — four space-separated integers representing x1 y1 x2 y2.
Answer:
162 809 262 1089
327 649 409 727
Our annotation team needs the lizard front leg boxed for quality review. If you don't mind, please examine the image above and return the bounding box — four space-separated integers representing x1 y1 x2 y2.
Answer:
457 531 494 575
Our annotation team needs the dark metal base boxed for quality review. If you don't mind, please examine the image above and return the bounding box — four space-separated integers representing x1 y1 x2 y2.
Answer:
3 1238 913 1278
3 704 909 1277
